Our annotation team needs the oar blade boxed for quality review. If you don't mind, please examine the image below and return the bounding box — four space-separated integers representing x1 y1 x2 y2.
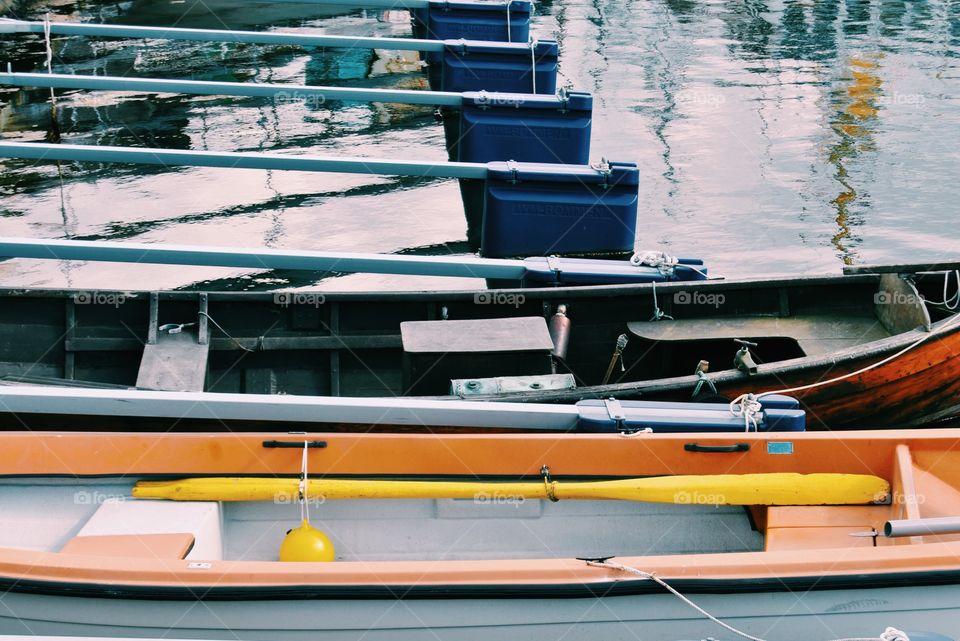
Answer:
578 473 890 506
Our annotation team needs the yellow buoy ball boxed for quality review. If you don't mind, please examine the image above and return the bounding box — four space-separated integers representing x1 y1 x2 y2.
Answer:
279 519 335 562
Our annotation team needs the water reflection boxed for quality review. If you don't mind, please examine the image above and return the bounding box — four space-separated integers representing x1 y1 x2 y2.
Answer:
0 0 958 289
828 54 883 263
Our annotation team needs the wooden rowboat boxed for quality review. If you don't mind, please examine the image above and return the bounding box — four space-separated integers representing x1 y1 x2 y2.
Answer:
1 428 960 638
1 270 958 430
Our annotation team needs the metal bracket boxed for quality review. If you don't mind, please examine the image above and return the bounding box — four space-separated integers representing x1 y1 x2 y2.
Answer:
603 397 626 427
540 464 559 502
591 157 612 189
546 254 562 276
506 159 520 184
198 293 209 346
262 440 328 449
576 555 616 564
556 86 569 113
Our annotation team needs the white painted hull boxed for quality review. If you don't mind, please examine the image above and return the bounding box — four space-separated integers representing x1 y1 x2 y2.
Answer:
0 582 956 640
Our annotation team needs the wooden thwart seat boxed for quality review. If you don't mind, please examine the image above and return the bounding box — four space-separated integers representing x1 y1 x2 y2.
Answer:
61 533 195 559
764 445 924 551
627 315 890 357
764 505 888 551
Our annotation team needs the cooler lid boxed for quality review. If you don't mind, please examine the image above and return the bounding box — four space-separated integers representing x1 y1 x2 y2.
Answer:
486 160 639 185
461 90 592 112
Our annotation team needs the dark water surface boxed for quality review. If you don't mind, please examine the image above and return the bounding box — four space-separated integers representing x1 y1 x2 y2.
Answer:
1 0 958 290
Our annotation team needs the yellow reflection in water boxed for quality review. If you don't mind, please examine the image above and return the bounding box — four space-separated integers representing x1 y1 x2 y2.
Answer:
828 54 883 263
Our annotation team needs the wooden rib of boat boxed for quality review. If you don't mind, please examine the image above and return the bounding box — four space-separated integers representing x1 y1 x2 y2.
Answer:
1 428 960 638
1 271 958 430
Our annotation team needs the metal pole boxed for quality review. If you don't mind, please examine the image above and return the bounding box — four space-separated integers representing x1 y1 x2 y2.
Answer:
216 0 433 6
0 18 536 53
0 237 526 280
0 72 464 107
0 142 489 179
883 518 960 538
0 385 579 430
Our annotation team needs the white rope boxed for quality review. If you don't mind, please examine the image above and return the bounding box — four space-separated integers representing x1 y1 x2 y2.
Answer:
504 1 511 42
829 629 910 641
924 270 960 311
586 560 910 641
729 393 762 431
42 14 56 102
738 307 960 401
299 440 309 522
630 249 711 279
529 38 538 94
585 560 767 641
42 12 59 133
197 311 256 353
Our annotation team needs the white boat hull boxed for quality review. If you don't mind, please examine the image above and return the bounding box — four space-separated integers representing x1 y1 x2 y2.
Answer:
0 582 956 640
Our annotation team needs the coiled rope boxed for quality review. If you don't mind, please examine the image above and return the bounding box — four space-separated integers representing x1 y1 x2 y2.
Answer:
631 250 711 279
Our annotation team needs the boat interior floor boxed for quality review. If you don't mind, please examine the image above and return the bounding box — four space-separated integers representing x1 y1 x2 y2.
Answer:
1 479 762 562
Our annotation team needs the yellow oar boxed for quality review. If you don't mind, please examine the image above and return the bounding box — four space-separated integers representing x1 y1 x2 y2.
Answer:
133 473 890 506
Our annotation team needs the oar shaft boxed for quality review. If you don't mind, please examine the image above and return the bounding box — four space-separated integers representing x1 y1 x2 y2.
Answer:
0 142 488 179
133 473 891 506
0 237 525 279
0 72 464 107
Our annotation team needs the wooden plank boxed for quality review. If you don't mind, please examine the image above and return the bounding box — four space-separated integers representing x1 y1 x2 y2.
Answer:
135 330 209 392
844 260 960 275
66 335 402 352
147 292 159 345
329 302 341 397
627 314 890 356
64 298 76 380
401 317 553 353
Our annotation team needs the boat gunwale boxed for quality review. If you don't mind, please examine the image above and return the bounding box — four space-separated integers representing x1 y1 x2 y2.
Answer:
0 273 883 302
3 542 960 598
2 429 960 593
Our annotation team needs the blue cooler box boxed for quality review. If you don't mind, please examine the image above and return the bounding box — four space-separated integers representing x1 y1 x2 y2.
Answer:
481 161 639 258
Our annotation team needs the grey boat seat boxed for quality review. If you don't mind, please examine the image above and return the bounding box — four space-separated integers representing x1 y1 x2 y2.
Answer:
400 317 555 394
63 498 223 560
